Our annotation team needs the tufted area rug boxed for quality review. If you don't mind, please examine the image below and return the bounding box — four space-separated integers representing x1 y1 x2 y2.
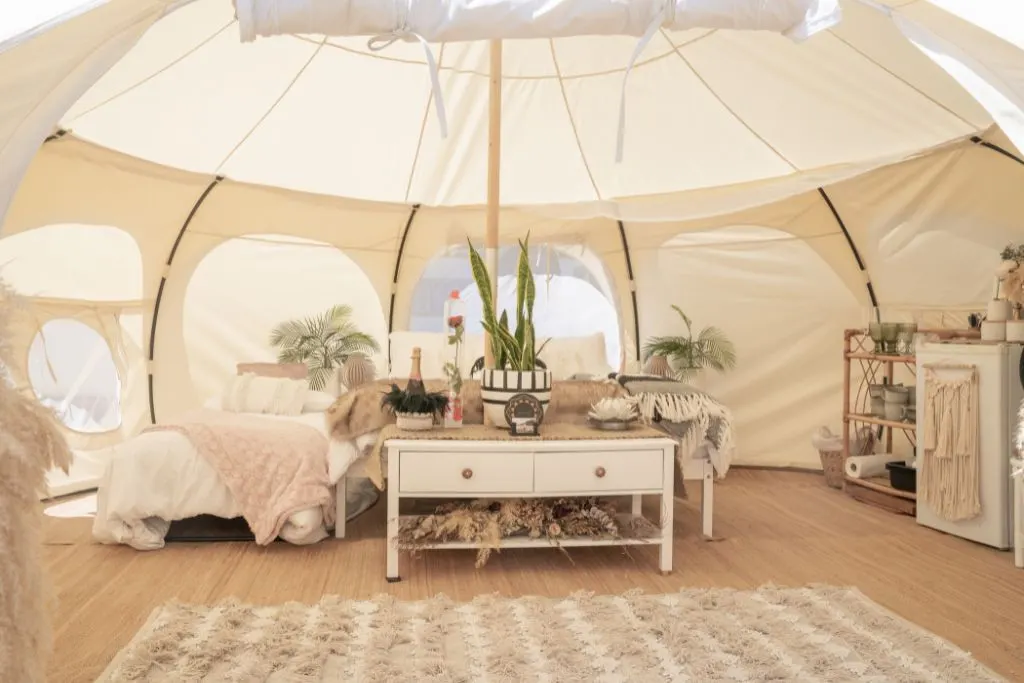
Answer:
97 586 1003 682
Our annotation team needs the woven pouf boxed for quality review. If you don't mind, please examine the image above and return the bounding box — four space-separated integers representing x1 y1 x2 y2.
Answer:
341 353 375 390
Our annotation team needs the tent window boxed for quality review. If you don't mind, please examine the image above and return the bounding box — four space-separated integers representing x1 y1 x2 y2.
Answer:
183 234 388 396
27 319 122 433
0 224 142 301
409 244 621 367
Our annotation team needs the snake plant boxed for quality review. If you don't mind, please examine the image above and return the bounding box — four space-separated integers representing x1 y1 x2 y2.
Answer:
467 234 549 371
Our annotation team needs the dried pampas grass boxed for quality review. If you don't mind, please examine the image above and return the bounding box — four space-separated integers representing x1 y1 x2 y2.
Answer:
397 497 658 567
0 276 73 683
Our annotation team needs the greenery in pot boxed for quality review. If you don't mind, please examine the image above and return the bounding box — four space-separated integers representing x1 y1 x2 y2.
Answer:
642 305 736 380
380 384 449 419
269 304 380 391
467 234 549 371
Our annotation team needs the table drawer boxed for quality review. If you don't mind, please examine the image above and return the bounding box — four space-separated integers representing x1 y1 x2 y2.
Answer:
398 451 534 493
534 449 664 492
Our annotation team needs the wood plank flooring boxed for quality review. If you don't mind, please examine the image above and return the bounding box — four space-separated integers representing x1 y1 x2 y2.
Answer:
42 470 1024 682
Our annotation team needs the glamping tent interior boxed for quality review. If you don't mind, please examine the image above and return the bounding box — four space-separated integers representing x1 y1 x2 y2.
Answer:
3 0 1024 679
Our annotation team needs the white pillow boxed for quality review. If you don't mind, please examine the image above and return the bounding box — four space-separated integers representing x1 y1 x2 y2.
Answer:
220 374 308 415
303 390 336 413
221 374 253 411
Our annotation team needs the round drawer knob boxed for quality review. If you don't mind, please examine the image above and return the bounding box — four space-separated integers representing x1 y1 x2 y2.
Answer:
595 466 606 478
462 468 473 479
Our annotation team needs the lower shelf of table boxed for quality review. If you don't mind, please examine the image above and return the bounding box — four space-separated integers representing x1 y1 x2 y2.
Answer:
396 512 663 550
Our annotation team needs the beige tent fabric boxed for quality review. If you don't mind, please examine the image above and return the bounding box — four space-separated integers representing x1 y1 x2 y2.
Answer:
2 131 1022 466
1 0 1024 467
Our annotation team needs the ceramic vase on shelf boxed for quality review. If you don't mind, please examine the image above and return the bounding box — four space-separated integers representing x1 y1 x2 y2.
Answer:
443 290 465 428
1006 304 1024 342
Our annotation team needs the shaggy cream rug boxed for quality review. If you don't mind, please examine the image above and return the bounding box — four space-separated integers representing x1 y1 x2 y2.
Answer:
98 586 1003 682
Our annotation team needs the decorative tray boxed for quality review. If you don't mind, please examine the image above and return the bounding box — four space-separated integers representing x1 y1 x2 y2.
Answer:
587 418 636 431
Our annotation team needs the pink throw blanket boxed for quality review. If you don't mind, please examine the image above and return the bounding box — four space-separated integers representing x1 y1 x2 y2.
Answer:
144 410 333 545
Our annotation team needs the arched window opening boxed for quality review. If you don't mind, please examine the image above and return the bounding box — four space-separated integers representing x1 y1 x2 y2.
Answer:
183 234 387 396
409 244 621 368
27 319 122 433
0 224 142 301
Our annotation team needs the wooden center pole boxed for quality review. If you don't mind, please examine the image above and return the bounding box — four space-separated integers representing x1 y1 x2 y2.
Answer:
483 39 502 426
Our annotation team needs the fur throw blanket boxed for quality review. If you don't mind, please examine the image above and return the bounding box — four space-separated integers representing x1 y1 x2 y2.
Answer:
615 374 736 476
325 378 628 441
0 281 73 683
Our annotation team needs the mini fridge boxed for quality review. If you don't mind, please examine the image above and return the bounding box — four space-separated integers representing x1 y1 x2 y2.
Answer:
915 340 1021 549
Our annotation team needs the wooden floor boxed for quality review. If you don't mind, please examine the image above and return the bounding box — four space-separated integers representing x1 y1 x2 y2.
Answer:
44 469 1023 682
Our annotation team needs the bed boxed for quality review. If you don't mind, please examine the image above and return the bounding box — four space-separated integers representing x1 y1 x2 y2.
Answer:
92 372 344 550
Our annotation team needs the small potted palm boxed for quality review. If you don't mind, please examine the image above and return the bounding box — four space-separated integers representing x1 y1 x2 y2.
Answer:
379 384 450 430
269 304 380 391
643 305 736 381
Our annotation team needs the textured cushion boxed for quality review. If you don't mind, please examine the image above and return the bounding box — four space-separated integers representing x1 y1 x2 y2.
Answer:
221 373 308 415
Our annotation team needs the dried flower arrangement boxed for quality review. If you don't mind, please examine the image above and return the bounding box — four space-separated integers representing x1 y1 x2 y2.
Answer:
0 275 73 683
996 243 1024 306
396 497 659 567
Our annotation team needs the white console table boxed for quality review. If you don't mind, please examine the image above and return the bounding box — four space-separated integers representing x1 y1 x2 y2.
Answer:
384 435 677 582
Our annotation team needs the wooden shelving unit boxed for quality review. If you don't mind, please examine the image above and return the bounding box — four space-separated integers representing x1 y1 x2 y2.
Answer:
841 327 978 515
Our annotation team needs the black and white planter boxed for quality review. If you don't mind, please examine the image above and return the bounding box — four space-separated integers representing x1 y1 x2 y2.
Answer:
480 369 552 428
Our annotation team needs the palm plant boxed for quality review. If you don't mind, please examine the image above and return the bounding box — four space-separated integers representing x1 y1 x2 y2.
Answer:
467 233 549 371
269 304 380 391
642 305 736 380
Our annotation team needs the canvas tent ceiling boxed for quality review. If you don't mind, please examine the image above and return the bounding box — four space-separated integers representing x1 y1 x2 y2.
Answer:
1 0 1023 471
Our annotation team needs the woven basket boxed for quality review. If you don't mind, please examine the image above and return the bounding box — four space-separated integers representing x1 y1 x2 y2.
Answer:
818 427 877 489
819 450 845 488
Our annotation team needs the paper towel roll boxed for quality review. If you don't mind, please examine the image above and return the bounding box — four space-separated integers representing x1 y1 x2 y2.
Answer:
845 454 903 479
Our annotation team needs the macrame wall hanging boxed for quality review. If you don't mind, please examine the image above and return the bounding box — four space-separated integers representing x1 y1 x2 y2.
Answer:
920 364 981 521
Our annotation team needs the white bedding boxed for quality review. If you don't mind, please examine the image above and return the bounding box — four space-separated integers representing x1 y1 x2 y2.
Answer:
92 411 346 550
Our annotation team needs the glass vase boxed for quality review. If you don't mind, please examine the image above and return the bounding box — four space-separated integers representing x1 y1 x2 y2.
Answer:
443 290 465 428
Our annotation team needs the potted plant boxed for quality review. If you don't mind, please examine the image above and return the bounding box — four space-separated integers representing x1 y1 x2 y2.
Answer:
467 234 551 427
642 305 736 381
269 304 380 391
380 383 450 431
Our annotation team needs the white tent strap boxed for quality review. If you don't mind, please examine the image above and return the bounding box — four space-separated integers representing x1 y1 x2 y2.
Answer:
368 27 448 139
617 2 673 163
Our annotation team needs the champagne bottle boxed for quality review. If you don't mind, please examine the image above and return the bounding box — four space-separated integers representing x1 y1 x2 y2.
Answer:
407 347 426 397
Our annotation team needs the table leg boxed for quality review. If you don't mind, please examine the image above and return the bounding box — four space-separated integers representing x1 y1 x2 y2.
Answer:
701 459 714 540
660 446 674 574
386 446 401 582
1015 471 1022 569
334 475 347 539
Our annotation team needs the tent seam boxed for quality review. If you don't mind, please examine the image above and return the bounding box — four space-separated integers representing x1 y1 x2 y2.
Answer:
404 44 446 203
214 37 327 174
63 20 237 125
0 6 166 166
826 31 979 131
661 28 799 172
549 39 601 201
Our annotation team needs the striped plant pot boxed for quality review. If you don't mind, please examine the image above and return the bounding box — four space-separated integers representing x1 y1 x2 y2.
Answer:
480 369 552 428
